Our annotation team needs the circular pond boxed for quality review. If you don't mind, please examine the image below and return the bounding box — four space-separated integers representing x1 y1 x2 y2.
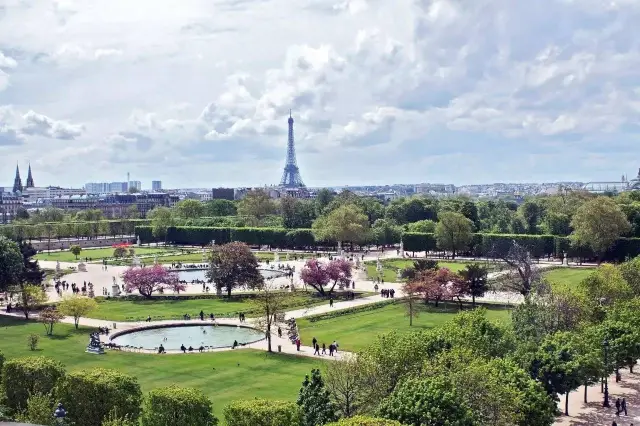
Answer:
177 268 285 282
110 324 265 351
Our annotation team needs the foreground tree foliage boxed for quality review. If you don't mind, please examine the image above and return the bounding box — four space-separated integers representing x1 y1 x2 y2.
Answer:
206 242 263 297
224 399 299 426
1 356 65 412
325 416 403 426
15 393 56 426
57 368 142 426
141 385 217 426
297 369 337 426
376 377 476 426
0 236 23 292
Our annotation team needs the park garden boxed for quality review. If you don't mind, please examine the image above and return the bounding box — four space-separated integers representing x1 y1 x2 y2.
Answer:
2 191 640 425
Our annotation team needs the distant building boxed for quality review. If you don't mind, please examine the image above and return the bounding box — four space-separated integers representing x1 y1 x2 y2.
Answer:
23 186 86 202
211 187 234 201
0 189 23 223
85 182 128 193
415 183 456 197
33 192 178 218
152 181 162 191
128 181 142 191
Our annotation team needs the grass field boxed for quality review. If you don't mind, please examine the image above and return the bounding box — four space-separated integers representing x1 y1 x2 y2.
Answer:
0 316 320 424
297 301 512 352
542 267 595 294
365 258 496 283
88 291 348 321
35 247 172 262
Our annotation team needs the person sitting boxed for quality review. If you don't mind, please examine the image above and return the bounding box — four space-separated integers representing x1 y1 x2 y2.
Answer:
232 340 238 349
188 346 194 352
198 346 204 353
210 313 214 320
158 344 165 354
146 315 151 322
180 344 186 353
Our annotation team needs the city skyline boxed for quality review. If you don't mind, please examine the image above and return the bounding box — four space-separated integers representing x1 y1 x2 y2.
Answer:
1 1 639 187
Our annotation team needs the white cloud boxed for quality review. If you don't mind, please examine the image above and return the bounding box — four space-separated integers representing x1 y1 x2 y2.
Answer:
0 0 639 186
21 111 85 140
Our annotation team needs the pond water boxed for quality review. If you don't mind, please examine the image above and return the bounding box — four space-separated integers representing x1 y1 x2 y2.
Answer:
177 268 284 282
111 324 264 350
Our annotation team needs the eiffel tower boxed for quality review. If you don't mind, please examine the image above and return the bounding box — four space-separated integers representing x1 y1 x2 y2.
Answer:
279 111 305 188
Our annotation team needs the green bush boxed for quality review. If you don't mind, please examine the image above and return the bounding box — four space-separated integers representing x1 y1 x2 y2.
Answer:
56 368 142 426
0 350 4 382
325 416 403 426
1 356 65 412
224 399 300 426
141 385 217 426
15 393 55 426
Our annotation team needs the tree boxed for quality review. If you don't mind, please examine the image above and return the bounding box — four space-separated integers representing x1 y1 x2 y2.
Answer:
371 219 402 246
206 242 263 297
325 417 402 426
570 197 631 262
578 264 633 314
528 332 585 415
324 355 362 418
253 286 288 353
175 199 205 219
297 369 337 426
415 267 466 307
224 399 300 426
312 204 370 245
400 259 439 280
141 386 217 426
618 255 640 295
70 244 82 260
315 189 335 214
460 263 489 307
1 356 65 412
401 280 421 326
0 236 23 292
17 285 47 319
113 246 127 258
237 190 276 219
497 240 540 297
300 259 330 295
147 207 174 242
204 199 237 217
57 368 142 426
434 211 473 258
376 377 475 426
16 393 56 426
281 197 315 229
405 219 436 233
326 258 352 293
126 204 140 219
39 307 64 336
518 200 542 234
122 265 185 299
58 296 98 329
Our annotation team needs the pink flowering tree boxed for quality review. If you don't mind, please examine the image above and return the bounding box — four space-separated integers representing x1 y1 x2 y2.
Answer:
122 265 185 299
300 258 331 295
326 258 352 293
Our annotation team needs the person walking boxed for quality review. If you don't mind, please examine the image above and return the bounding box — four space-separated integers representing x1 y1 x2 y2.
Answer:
616 398 621 416
312 337 317 348
329 298 334 308
314 343 320 356
622 398 628 416
295 337 301 351
329 343 334 356
322 343 326 355
278 327 282 338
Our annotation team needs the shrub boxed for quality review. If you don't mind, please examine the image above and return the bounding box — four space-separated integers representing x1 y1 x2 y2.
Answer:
325 416 403 426
15 393 55 426
141 385 217 426
0 350 4 381
224 399 301 426
1 356 65 412
56 368 142 426
101 408 137 426
28 334 39 351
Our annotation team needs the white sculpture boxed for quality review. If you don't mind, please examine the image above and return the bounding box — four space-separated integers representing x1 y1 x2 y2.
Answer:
376 258 383 273
274 252 280 263
55 261 61 274
136 236 141 246
400 239 404 258
286 252 290 261
77 262 87 272
154 254 158 265
132 255 142 267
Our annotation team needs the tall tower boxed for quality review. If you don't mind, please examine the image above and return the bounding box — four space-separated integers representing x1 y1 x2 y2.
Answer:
279 111 305 188
26 163 34 188
12 164 22 193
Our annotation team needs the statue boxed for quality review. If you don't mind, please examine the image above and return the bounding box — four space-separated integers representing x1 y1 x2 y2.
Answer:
77 262 87 272
154 254 158 265
286 252 290 261
396 268 402 280
86 332 105 355
132 255 142 267
274 252 280 263
400 238 405 258
87 283 95 298
355 257 361 269
55 261 61 274
376 257 383 274
136 235 141 246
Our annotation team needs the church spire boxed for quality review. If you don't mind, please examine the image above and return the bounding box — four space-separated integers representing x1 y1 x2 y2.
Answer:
12 163 22 193
26 162 34 188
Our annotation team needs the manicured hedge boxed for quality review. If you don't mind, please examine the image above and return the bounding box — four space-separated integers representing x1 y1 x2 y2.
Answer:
1 356 65 411
305 300 399 323
224 399 300 426
141 386 217 426
325 416 403 426
57 368 142 426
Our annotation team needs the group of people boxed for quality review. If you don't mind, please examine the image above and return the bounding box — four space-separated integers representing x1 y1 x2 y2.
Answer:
310 337 340 356
178 344 206 353
54 280 87 296
380 288 396 298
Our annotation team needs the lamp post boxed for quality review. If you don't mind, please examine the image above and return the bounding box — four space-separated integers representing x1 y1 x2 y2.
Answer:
53 402 66 424
603 339 610 408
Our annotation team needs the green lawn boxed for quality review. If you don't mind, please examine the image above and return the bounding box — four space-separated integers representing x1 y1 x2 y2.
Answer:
88 292 358 322
0 316 320 424
105 251 314 266
35 247 172 262
365 258 496 283
542 267 595 294
297 302 512 352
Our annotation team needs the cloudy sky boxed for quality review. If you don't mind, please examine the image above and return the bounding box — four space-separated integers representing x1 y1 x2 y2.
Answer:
1 0 639 189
